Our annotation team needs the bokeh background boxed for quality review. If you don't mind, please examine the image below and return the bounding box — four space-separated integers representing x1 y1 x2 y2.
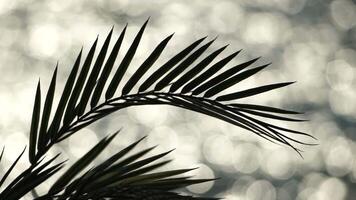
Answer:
1 0 356 199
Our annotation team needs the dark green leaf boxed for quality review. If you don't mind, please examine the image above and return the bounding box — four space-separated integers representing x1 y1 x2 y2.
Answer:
117 160 172 182
170 45 228 93
38 65 57 154
98 146 156 179
0 147 4 163
29 80 41 164
237 108 306 122
122 33 174 95
155 38 216 91
49 132 118 194
91 25 127 107
77 28 113 116
204 64 269 98
87 146 157 189
182 50 241 94
138 36 207 93
228 103 301 114
5 162 64 200
110 168 197 186
139 178 216 190
119 149 174 175
106 19 149 99
89 136 146 177
48 50 82 141
64 37 98 124
0 147 26 187
216 82 295 101
192 57 260 95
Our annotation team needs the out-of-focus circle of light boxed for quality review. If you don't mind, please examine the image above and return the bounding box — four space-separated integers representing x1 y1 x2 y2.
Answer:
128 106 168 128
296 187 315 200
223 194 244 200
330 0 356 30
315 177 347 200
263 148 295 180
328 89 356 117
147 125 178 152
315 120 340 142
246 180 276 200
300 172 326 192
233 143 261 174
4 131 27 163
242 0 306 14
209 1 244 34
0 0 16 14
243 13 290 46
29 24 61 57
283 43 327 104
68 128 99 158
159 3 193 36
203 134 234 167
324 136 353 177
47 0 72 12
174 132 201 168
230 176 256 197
326 59 354 91
187 163 215 194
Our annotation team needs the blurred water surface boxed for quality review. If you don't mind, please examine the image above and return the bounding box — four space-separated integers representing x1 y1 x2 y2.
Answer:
0 0 356 199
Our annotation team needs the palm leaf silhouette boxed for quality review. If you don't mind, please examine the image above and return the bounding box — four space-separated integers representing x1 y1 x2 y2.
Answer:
0 19 315 199
33 132 216 199
29 19 313 162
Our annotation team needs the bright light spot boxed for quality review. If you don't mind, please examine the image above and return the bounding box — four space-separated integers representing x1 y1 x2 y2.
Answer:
315 178 347 200
325 137 353 177
301 172 326 191
328 89 356 117
29 24 61 57
243 13 290 46
68 128 98 158
233 143 261 174
264 149 295 179
330 0 356 30
128 105 168 127
209 1 244 34
0 0 15 14
230 176 256 195
187 163 215 194
203 134 234 166
326 59 354 91
4 131 27 163
224 194 245 200
246 180 276 200
147 126 178 152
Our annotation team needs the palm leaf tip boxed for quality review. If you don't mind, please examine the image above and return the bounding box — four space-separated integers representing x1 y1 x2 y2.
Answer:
29 80 41 164
122 33 174 95
216 81 295 101
105 19 149 100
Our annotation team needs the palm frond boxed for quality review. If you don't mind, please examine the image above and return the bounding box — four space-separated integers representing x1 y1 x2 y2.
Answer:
35 134 214 200
0 147 26 187
0 151 64 200
27 19 315 164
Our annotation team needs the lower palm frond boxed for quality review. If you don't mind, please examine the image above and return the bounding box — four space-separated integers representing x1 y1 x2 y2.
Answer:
0 148 64 200
33 133 215 200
